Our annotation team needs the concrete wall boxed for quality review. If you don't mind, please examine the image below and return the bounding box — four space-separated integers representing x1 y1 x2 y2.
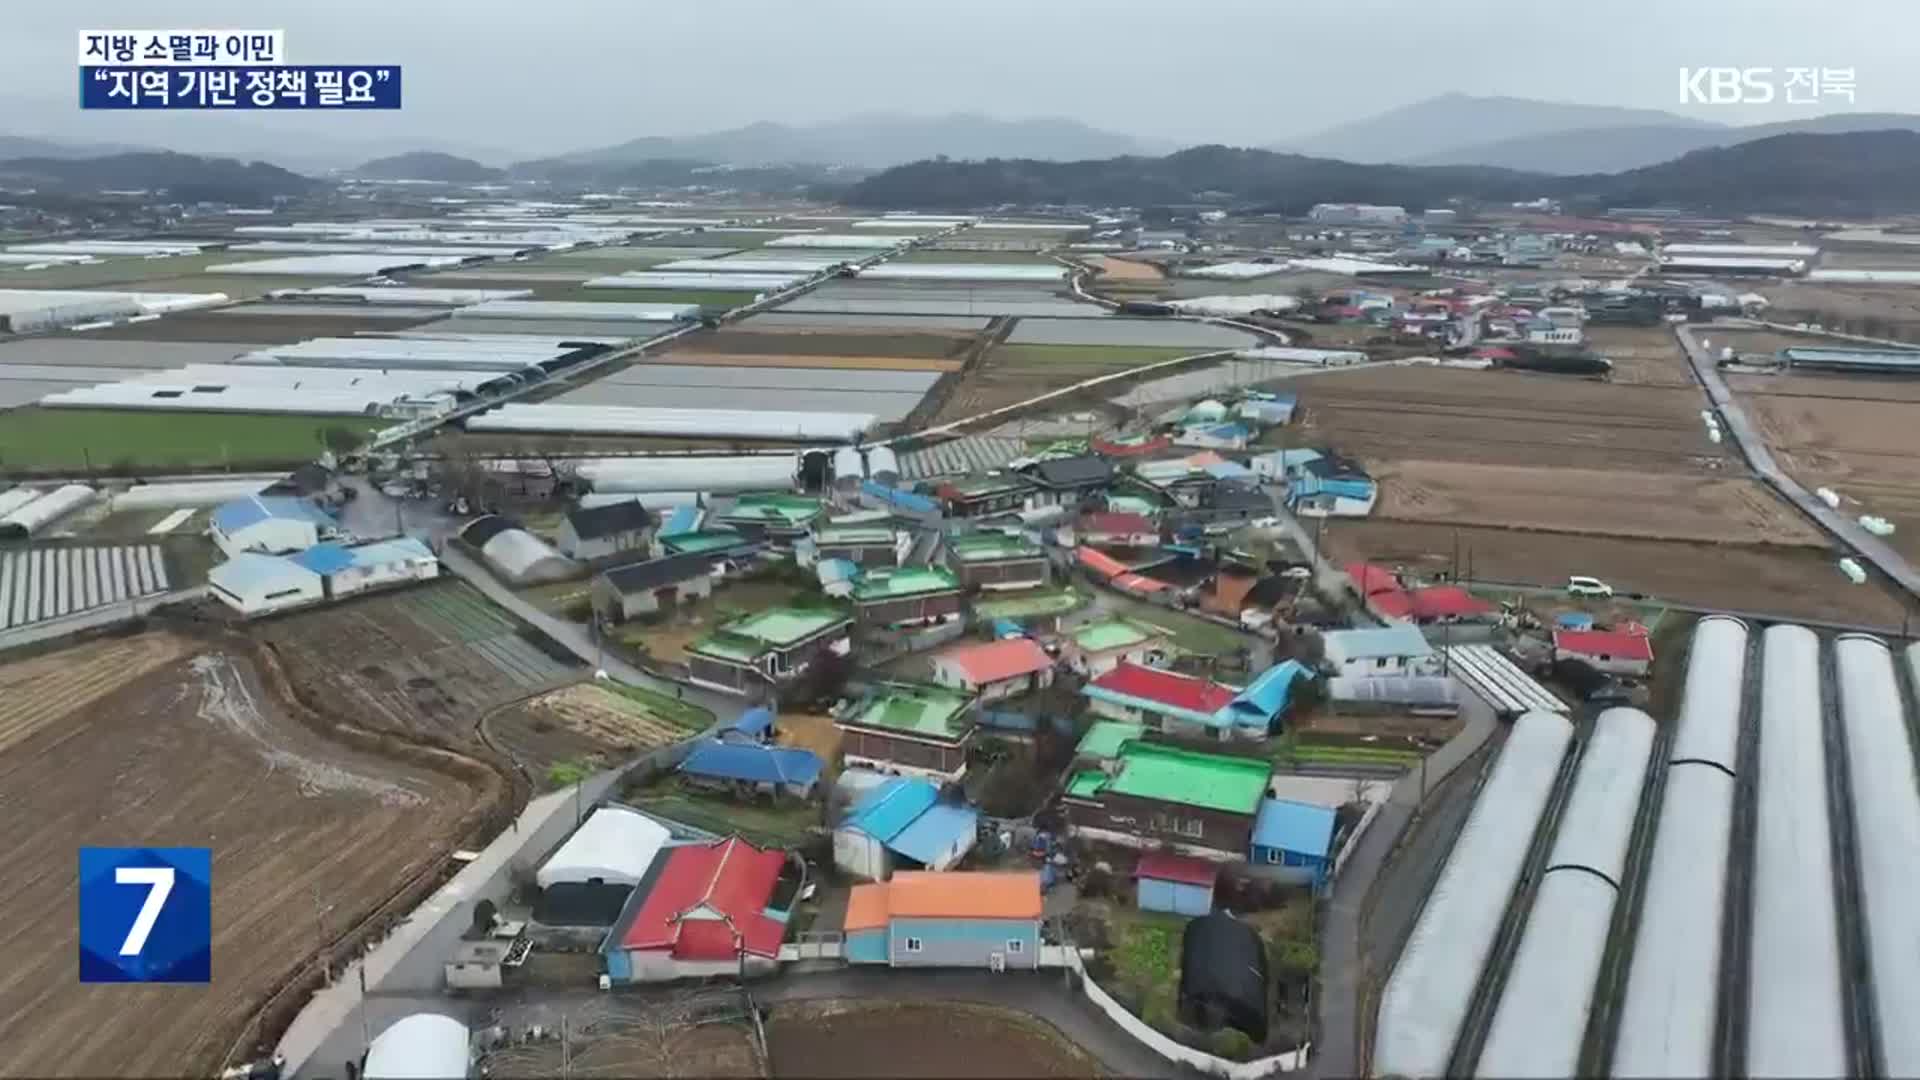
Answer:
1069 951 1309 1077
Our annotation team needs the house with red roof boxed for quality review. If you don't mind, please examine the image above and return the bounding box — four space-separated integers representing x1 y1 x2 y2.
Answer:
1552 627 1654 677
929 636 1055 701
602 836 797 982
1075 511 1160 548
1408 585 1496 623
1082 661 1240 739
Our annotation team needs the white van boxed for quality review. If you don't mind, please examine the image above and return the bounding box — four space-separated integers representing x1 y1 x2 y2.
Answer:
1566 575 1614 598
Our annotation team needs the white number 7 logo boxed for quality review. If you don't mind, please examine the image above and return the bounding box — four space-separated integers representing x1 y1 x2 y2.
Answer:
115 866 175 956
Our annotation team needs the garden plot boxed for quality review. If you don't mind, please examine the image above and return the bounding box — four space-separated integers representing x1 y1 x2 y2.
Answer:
486 681 710 775
768 1001 1096 1078
253 581 583 748
0 543 171 630
1006 317 1261 349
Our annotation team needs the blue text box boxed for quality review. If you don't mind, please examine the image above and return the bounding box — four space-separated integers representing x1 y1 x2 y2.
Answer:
78 847 211 983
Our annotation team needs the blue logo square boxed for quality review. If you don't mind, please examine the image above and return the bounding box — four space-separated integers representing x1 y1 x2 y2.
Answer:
78 847 211 983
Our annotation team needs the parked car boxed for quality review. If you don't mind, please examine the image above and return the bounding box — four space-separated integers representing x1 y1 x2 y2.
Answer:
1566 575 1614 598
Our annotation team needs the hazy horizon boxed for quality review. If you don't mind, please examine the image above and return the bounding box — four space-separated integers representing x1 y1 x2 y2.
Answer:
4 0 1915 163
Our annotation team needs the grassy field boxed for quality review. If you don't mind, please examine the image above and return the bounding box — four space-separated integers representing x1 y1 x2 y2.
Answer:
602 679 715 732
990 344 1200 369
1104 905 1189 1031
1097 595 1253 656
974 587 1086 620
0 408 382 472
626 779 821 847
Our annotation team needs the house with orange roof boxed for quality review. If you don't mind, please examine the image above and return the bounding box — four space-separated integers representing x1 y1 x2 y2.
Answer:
843 870 1044 969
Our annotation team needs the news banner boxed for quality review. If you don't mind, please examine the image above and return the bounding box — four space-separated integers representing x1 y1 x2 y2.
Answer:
78 29 400 110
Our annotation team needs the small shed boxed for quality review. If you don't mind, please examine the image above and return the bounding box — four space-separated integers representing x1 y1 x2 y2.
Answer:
726 706 776 742
1135 851 1220 915
1179 913 1269 1043
1250 797 1338 888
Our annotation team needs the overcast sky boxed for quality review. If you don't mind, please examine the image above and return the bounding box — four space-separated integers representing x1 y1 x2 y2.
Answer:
4 0 1916 158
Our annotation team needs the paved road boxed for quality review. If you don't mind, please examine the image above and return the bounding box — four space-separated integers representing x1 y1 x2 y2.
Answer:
1677 323 1920 603
1307 690 1500 1080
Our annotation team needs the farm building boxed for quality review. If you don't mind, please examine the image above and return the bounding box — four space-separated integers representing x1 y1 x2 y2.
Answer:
843 871 1042 970
1287 456 1377 517
929 636 1055 700
1021 455 1115 507
1328 675 1461 716
1065 619 1169 677
837 682 977 782
1062 742 1271 858
1174 422 1253 451
804 524 902 569
1075 511 1159 548
834 777 980 881
207 553 324 616
556 501 654 560
1323 624 1435 678
1779 345 1920 376
1250 798 1338 888
1180 914 1270 1043
946 531 1050 590
592 552 719 621
850 566 963 630
537 805 673 889
362 1013 471 1080
686 607 852 697
935 473 1034 519
1082 662 1239 740
603 836 795 983
1249 448 1324 483
291 538 439 599
460 515 576 585
209 495 341 556
1239 392 1297 426
1552 628 1654 677
1135 851 1220 916
677 740 824 800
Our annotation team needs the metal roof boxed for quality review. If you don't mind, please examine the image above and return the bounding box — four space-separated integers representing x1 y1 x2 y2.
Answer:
289 543 355 575
1372 711 1574 1080
1835 635 1920 1077
898 436 1026 481
207 253 469 275
844 776 941 841
363 1014 470 1080
886 802 980 865
1748 624 1847 1077
579 454 796 495
536 804 671 888
1250 797 1336 857
585 271 808 291
856 263 1066 283
1478 707 1655 1078
208 551 320 596
679 739 823 787
1325 623 1433 663
212 495 338 533
1440 644 1568 715
459 299 699 322
470 403 873 441
764 234 906 249
656 257 848 274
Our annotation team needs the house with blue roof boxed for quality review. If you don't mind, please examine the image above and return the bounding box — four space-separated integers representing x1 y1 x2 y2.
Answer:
1212 660 1312 737
1323 624 1435 678
208 552 325 616
209 536 439 617
1174 421 1253 451
210 495 342 556
725 707 776 743
677 739 823 801
833 776 979 881
1249 797 1338 889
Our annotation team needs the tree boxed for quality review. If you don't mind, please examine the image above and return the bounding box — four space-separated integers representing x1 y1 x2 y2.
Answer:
318 424 363 457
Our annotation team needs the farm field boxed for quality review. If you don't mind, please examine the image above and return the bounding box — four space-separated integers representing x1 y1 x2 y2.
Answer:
1371 459 1821 545
1735 383 1920 561
1089 256 1165 282
768 1001 1097 1079
0 408 381 472
1279 366 1722 471
1584 326 1695 388
895 248 1059 264
252 581 583 750
0 634 486 1077
928 344 1204 425
487 1013 758 1078
487 681 709 777
1322 519 1909 627
579 286 760 308
647 350 961 372
0 250 283 289
688 329 967 360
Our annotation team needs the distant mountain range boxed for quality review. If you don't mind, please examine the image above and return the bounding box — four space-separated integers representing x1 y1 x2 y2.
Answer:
845 130 1920 217
511 113 1169 173
1278 94 1720 165
0 151 316 204
349 151 505 183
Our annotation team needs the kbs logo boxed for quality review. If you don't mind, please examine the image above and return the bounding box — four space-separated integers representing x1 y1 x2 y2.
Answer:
1679 67 1856 105
78 847 211 983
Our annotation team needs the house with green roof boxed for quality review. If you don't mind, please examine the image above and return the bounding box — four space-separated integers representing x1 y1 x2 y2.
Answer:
804 523 903 569
1064 617 1170 677
850 566 963 630
946 531 1050 592
686 606 852 697
837 681 978 782
713 493 824 548
1060 741 1273 858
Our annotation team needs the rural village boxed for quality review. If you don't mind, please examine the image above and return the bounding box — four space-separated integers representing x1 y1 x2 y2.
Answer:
4 106 1920 1080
